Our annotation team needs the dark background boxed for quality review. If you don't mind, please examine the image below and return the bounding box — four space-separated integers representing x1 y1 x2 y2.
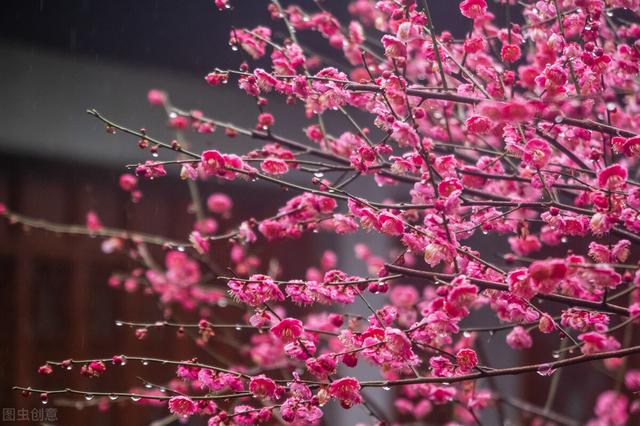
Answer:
0 1 632 425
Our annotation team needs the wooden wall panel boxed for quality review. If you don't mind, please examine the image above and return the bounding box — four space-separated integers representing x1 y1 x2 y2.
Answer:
0 154 320 425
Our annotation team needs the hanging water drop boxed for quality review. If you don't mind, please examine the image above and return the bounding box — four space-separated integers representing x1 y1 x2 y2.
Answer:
177 246 185 252
382 382 391 391
115 320 124 326
152 152 159 158
141 359 149 366
313 172 324 178
144 383 153 389
552 351 560 359
84 394 95 401
130 395 141 402
537 363 557 376
561 236 568 243
463 331 471 338
109 394 119 401
235 325 242 331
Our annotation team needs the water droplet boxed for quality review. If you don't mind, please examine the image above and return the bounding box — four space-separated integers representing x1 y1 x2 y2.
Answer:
109 394 119 401
561 236 568 243
218 298 229 308
130 395 141 402
177 246 185 252
489 330 495 337
235 325 242 331
41 399 48 405
115 321 124 326
144 383 153 389
382 382 391 391
606 10 613 17
231 44 239 52
313 172 324 178
169 112 177 119
552 351 560 359
537 363 557 376
481 230 488 235
84 394 94 401
554 116 564 124
442 382 450 386
606 103 616 112
152 152 159 158
66 365 73 370
141 359 149 366
463 331 471 338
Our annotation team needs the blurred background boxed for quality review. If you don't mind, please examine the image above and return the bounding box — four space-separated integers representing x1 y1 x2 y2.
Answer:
0 1 633 425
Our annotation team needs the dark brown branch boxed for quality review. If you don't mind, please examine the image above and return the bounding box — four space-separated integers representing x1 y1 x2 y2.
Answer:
360 343 640 386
